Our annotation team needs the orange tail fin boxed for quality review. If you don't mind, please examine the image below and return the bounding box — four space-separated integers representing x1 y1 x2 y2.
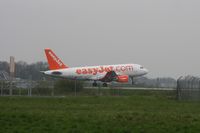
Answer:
45 48 68 70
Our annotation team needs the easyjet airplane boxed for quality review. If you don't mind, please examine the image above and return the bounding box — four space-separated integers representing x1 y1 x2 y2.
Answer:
43 48 148 87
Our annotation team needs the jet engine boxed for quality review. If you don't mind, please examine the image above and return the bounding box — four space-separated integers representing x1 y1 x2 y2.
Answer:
117 75 129 83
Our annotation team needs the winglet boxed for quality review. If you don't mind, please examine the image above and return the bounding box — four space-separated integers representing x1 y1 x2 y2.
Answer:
45 48 68 70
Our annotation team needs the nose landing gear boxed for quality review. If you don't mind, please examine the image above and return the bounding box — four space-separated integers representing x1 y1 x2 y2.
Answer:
131 77 135 85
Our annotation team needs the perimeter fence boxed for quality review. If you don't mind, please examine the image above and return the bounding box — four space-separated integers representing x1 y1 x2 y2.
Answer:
1 75 200 99
177 76 200 100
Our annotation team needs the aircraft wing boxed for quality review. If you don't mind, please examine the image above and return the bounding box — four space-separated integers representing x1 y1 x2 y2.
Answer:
89 71 118 82
89 74 105 81
99 71 118 82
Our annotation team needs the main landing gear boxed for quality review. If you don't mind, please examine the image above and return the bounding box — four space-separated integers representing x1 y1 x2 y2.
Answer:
103 83 108 87
93 81 98 87
92 81 108 87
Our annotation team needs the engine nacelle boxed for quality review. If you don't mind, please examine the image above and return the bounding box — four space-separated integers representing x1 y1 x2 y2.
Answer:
117 75 129 83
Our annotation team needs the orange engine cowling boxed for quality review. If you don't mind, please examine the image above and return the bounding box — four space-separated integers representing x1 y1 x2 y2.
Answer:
117 75 129 83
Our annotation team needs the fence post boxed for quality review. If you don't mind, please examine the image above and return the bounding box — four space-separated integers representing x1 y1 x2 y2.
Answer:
74 79 77 96
177 78 179 100
9 82 12 96
1 81 2 96
30 88 32 96
177 76 183 100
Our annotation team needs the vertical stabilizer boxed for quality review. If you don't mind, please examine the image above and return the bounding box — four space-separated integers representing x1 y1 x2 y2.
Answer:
45 48 68 70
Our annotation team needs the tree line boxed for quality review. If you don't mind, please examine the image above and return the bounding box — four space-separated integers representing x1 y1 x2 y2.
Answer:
0 61 48 80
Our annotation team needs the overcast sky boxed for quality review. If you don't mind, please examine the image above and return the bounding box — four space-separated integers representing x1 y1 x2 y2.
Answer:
0 0 200 78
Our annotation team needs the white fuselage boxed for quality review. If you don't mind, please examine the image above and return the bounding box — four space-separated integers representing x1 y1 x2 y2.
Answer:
44 64 148 81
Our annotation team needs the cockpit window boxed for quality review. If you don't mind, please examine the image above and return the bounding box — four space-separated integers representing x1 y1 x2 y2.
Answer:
140 66 144 69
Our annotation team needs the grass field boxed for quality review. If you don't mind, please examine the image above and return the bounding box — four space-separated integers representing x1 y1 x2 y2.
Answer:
0 90 200 133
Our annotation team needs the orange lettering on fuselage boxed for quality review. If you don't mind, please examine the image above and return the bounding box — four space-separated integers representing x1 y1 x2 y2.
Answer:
99 66 104 73
93 68 98 75
88 68 93 74
82 69 87 74
76 69 82 74
75 65 133 75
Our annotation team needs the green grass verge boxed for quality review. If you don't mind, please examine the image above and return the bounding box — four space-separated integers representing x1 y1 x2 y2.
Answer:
0 90 200 133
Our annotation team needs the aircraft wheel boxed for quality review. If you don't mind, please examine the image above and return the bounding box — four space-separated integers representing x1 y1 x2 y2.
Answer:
93 82 98 87
131 77 135 85
103 83 108 87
